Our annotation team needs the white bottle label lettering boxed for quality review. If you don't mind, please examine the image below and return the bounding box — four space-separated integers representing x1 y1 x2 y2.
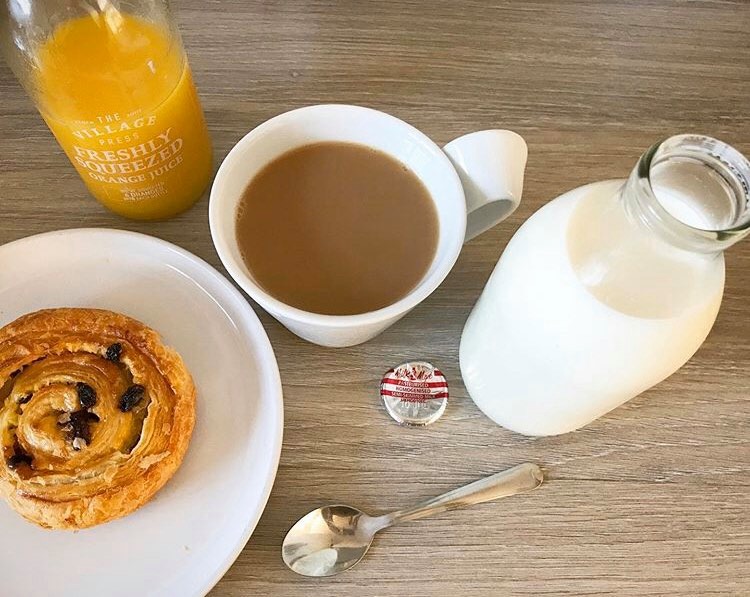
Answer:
71 120 185 194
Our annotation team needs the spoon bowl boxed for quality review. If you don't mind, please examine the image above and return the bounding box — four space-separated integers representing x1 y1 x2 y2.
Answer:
282 463 544 577
282 505 377 576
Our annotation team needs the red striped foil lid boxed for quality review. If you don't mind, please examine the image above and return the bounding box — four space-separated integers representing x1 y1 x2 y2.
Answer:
380 361 448 426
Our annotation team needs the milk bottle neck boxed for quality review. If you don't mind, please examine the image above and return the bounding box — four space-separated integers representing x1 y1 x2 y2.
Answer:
620 135 750 255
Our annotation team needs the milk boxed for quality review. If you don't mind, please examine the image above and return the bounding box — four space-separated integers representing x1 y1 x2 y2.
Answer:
460 179 725 436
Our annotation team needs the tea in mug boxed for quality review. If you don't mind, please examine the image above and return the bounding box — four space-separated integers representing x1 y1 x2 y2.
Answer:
236 142 439 315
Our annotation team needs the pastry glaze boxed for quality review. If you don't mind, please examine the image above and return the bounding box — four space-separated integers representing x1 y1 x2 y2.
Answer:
0 308 195 529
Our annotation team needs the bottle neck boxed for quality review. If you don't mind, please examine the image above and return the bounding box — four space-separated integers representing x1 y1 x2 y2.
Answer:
621 135 750 255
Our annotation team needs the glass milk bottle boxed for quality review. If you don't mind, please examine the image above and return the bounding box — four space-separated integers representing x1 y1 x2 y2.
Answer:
460 135 750 436
1 0 212 220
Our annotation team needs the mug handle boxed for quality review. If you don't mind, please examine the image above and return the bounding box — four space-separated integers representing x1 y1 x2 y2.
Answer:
443 130 528 242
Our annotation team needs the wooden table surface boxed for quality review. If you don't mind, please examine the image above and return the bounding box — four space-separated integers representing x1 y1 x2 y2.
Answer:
1 1 748 595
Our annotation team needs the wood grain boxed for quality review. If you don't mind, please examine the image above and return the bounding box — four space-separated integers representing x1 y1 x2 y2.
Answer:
1 1 748 595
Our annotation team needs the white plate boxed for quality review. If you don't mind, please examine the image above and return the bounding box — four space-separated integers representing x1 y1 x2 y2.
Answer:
0 229 283 597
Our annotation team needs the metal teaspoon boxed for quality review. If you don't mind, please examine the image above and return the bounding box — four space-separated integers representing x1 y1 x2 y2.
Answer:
281 462 544 577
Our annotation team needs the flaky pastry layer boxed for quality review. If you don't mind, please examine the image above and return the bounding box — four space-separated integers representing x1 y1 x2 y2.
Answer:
0 308 195 529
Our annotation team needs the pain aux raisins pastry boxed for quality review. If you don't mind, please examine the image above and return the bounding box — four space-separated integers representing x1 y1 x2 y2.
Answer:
0 308 195 529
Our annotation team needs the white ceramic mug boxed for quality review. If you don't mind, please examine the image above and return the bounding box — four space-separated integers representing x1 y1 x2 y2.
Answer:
210 104 527 347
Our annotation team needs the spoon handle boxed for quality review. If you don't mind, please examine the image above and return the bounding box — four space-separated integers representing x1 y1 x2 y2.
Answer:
373 463 543 529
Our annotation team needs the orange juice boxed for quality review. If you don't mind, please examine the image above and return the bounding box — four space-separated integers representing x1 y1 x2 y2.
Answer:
35 11 212 219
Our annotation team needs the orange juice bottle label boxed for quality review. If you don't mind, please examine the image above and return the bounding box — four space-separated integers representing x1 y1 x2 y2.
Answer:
70 114 183 193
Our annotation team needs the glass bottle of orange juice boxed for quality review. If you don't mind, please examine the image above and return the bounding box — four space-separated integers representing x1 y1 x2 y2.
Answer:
1 0 212 220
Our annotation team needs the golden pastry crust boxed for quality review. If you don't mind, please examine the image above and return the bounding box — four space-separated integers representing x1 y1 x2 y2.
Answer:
0 308 195 529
